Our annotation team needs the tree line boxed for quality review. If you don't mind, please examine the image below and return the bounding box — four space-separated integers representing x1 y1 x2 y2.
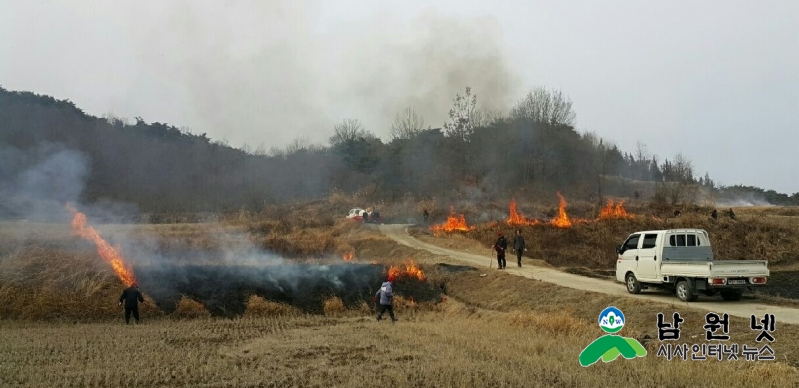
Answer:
1 85 796 215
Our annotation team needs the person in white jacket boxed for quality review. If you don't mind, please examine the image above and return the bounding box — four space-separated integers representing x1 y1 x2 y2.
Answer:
374 275 397 323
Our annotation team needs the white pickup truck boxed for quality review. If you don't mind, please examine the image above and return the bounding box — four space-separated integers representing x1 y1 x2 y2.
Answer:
615 228 770 302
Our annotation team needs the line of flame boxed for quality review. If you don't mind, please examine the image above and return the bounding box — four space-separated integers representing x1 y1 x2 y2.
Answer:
66 203 137 286
430 206 476 233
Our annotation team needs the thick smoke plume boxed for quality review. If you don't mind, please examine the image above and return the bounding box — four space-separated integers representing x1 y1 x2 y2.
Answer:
134 1 520 147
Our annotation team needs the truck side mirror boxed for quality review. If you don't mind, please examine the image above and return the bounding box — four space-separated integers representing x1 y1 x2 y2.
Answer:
616 245 623 255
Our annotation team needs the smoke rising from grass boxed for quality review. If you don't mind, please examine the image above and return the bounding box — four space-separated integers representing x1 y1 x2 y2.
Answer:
0 143 89 223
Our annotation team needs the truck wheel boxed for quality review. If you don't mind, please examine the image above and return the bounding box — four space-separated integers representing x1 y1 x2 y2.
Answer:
676 280 697 302
626 273 641 294
720 291 743 301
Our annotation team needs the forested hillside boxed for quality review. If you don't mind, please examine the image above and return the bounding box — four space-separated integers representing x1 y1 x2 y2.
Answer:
1 86 796 215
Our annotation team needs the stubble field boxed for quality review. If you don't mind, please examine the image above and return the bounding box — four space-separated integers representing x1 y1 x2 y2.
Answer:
2 203 799 387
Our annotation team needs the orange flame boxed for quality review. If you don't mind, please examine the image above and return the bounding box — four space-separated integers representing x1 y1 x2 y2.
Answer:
385 259 426 282
431 207 475 233
550 192 573 228
599 199 635 219
342 252 355 262
507 198 541 226
66 204 137 286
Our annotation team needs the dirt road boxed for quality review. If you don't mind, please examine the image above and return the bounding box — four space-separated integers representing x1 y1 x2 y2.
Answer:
380 224 799 325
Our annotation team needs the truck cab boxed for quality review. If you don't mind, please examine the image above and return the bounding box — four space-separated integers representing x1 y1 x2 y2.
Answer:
615 229 769 302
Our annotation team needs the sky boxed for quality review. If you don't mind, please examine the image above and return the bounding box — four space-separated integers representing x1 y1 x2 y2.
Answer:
1 1 797 194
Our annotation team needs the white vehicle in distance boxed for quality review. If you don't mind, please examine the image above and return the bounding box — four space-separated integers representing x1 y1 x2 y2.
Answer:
346 208 368 220
345 208 383 223
615 228 770 302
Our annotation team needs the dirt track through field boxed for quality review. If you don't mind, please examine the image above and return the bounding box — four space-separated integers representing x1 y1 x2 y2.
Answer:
380 224 799 325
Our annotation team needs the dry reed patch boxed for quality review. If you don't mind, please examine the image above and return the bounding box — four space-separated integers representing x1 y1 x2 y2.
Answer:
507 310 592 336
323 296 346 317
171 296 211 319
0 245 162 321
243 295 301 317
0 309 797 387
443 206 799 269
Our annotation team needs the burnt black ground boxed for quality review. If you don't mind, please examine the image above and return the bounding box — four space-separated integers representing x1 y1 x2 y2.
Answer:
135 263 443 317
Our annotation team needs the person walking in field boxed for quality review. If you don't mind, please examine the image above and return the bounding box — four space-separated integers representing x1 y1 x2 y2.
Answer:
492 231 508 270
512 229 527 268
423 209 429 224
119 283 144 325
374 275 397 323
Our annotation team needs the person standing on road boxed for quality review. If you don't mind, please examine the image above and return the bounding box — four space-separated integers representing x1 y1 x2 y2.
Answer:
374 275 397 323
492 231 508 270
119 282 144 325
512 229 527 268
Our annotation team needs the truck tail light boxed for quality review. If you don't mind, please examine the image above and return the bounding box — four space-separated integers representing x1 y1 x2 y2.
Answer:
709 278 726 285
750 277 767 284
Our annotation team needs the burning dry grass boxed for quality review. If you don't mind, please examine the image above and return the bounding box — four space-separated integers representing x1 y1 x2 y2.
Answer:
430 206 476 234
1 221 799 386
455 206 799 269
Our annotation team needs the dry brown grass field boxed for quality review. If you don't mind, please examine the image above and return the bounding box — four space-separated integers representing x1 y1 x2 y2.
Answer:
2 202 799 387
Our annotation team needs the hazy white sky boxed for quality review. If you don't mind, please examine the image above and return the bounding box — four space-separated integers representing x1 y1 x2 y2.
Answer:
2 1 797 193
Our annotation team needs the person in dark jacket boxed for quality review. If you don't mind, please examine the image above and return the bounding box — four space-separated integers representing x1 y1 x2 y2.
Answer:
492 231 508 269
374 275 397 323
512 229 526 268
119 283 144 324
423 209 429 224
711 209 718 219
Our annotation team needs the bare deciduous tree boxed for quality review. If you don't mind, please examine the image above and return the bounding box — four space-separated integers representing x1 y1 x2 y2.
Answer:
635 141 650 163
444 87 477 142
510 87 577 127
329 119 373 146
472 105 504 128
673 153 694 182
390 107 426 140
254 142 267 156
285 136 313 154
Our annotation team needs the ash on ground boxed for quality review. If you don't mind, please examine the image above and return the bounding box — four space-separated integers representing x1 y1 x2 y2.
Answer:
135 263 443 317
